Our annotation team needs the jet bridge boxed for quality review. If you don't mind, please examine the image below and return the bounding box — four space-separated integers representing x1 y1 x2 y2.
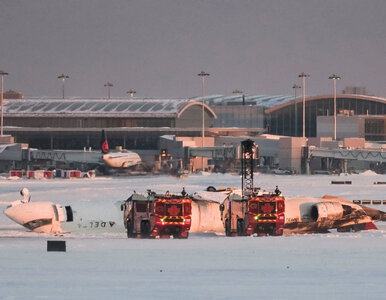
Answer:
188 146 236 159
309 147 386 163
29 149 103 164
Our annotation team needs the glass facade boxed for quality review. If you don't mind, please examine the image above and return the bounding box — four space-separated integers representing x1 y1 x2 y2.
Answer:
365 118 385 141
266 97 386 137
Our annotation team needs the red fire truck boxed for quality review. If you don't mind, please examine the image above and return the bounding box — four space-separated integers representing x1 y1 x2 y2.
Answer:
220 140 285 236
123 190 192 238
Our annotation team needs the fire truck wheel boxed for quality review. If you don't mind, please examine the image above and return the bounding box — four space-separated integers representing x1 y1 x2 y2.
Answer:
272 227 283 236
126 222 134 238
225 220 231 236
237 219 245 236
176 232 189 239
140 220 151 238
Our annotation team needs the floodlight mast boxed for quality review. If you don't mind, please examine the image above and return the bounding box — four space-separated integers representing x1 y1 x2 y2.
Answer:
127 89 136 99
298 72 310 138
241 139 256 197
104 82 113 99
329 74 341 140
57 73 69 99
292 84 301 137
198 71 209 170
233 89 245 105
0 70 9 136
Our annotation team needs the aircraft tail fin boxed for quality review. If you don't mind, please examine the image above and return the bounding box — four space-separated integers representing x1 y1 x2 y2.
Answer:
101 130 109 154
364 222 378 230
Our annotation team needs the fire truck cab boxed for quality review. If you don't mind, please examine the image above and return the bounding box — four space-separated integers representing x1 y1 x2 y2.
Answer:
219 139 285 236
246 190 285 236
220 190 285 236
123 190 192 238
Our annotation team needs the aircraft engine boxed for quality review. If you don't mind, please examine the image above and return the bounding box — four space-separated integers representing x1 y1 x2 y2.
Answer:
310 202 344 226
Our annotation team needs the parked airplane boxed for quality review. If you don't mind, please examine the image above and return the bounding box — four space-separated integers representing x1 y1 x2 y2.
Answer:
3 188 385 235
100 130 142 168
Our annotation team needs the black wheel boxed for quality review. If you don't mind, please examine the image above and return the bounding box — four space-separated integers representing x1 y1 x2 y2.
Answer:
173 232 189 239
237 219 245 236
126 221 134 238
140 220 151 238
272 227 283 236
177 232 189 239
225 220 231 236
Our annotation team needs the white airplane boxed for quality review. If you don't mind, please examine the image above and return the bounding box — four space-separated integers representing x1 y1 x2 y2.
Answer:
101 130 142 168
192 189 386 234
3 188 385 235
3 188 125 234
3 188 223 234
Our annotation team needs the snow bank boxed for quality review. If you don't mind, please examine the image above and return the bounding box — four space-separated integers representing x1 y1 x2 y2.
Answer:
360 170 378 176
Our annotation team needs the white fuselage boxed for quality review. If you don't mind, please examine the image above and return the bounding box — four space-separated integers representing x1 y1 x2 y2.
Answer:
103 151 141 168
3 191 377 235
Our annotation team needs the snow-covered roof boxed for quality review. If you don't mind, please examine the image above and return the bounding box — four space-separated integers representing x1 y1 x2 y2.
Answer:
191 94 295 108
4 98 215 118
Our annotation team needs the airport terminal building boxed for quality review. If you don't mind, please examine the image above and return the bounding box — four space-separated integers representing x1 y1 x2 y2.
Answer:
4 94 385 149
3 98 217 149
2 94 385 174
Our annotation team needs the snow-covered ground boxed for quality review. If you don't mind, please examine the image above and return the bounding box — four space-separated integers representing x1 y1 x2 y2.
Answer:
0 173 385 299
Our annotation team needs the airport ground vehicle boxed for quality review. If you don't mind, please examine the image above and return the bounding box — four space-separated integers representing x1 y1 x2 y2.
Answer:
123 190 192 238
220 140 285 236
220 191 285 236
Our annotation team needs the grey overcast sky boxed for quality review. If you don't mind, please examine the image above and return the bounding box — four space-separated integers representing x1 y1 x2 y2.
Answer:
0 0 385 98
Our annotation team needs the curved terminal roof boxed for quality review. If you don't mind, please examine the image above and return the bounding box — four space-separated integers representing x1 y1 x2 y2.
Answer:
4 98 216 118
264 94 386 114
192 94 295 108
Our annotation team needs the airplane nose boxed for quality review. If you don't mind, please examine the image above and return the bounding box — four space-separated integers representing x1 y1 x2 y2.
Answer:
4 205 26 225
3 202 58 233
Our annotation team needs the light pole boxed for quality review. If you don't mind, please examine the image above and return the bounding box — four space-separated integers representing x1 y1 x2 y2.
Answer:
232 89 245 105
57 73 69 99
298 72 310 138
198 70 209 170
0 70 9 136
329 74 341 140
127 89 136 99
292 84 301 137
104 82 113 99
